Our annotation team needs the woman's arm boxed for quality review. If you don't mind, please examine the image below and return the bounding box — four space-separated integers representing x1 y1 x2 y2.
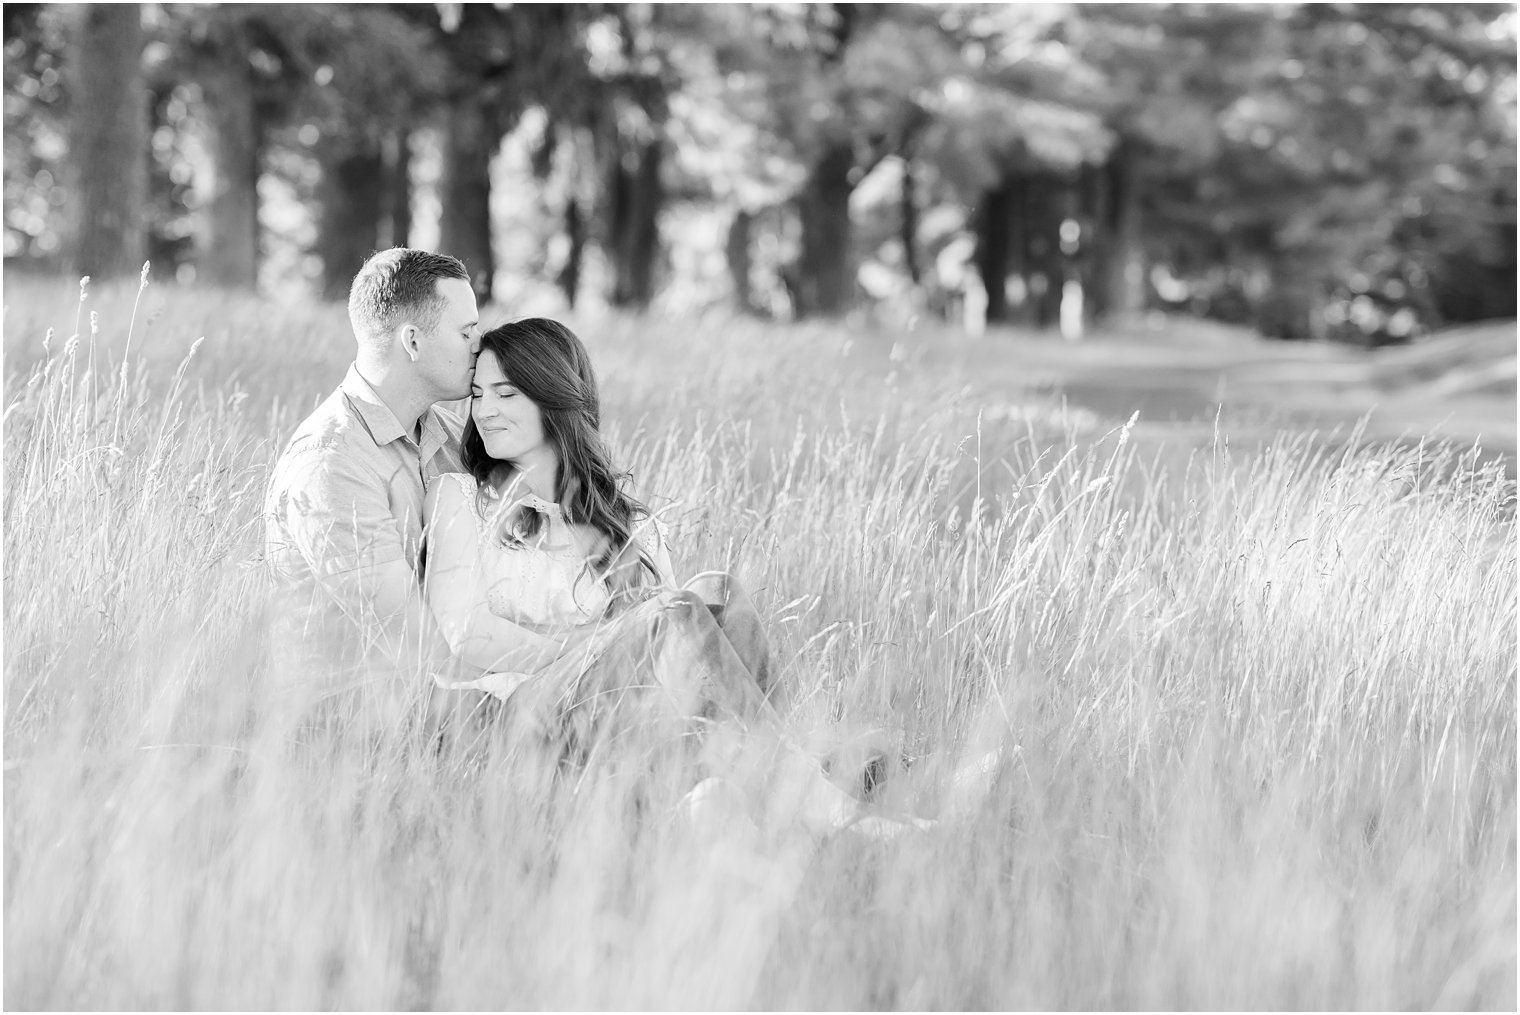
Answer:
625 514 676 587
645 515 677 586
598 514 677 613
423 474 571 673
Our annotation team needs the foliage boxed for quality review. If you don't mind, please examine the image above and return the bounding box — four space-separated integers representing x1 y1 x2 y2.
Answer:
3 4 69 264
1 3 1515 331
1065 3 1517 337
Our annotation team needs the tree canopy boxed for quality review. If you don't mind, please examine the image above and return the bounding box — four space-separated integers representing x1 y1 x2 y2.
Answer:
4 2 1514 341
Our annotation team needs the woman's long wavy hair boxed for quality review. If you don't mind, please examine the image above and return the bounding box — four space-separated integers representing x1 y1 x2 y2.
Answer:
461 318 661 611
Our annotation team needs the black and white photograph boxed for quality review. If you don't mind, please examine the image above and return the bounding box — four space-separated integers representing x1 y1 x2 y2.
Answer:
3 2 1516 1010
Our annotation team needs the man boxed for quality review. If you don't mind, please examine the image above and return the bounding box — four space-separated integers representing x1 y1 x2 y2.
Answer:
265 247 558 716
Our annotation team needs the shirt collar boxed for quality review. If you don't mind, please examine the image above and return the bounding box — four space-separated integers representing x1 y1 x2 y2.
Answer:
417 404 454 462
339 364 410 447
521 492 563 518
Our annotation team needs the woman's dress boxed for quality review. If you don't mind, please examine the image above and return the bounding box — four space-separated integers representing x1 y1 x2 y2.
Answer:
423 473 769 762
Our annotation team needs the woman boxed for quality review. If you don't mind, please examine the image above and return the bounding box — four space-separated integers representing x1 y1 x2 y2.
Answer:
422 318 918 837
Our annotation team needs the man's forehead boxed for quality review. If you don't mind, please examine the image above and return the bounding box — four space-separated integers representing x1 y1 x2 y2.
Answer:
436 277 477 311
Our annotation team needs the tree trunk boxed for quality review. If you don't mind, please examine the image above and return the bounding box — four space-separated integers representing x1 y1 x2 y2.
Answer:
557 196 585 309
1006 174 1029 324
1023 173 1063 328
438 96 496 302
901 157 921 285
608 137 663 309
1096 142 1146 321
196 57 260 289
725 208 754 313
792 139 855 318
1056 180 1085 340
976 178 1014 323
1257 256 1326 341
316 141 384 302
65 4 148 280
1081 160 1109 322
380 127 412 249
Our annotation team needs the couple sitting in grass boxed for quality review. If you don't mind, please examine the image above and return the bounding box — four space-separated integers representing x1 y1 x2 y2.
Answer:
264 247 950 840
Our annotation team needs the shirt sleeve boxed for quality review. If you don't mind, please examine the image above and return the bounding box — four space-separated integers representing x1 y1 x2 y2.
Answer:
639 514 678 587
267 444 414 618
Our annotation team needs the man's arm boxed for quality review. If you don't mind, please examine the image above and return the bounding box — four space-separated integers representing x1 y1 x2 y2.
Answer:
269 446 416 613
271 450 562 678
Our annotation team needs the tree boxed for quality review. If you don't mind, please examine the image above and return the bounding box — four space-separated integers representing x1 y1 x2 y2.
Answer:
164 6 278 289
1259 2 1518 334
423 3 599 303
3 4 68 266
773 3 890 317
194 55 260 287
296 5 442 301
139 4 441 294
588 4 681 310
705 4 973 318
637 7 800 316
1066 3 1515 338
1029 3 1272 327
896 5 1113 326
430 3 507 300
62 4 149 280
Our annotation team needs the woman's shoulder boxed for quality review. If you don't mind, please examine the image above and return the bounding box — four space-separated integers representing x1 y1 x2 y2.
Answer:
425 471 481 519
428 470 478 497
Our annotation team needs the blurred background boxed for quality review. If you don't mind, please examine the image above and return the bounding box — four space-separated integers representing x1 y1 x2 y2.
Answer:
4 2 1516 343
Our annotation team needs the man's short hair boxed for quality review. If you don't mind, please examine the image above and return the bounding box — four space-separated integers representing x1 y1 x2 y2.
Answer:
347 248 470 345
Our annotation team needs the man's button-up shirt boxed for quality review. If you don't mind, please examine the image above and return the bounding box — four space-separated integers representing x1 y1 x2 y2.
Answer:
264 364 466 609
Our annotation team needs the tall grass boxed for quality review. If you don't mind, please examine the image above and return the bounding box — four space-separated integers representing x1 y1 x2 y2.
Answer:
4 277 1514 1009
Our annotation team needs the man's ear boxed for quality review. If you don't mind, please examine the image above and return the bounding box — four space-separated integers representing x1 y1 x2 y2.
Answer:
398 324 421 362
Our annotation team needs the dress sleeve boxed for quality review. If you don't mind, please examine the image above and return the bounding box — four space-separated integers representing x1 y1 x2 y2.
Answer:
640 514 678 587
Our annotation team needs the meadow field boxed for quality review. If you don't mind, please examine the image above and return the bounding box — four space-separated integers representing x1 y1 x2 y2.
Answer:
3 273 1515 1010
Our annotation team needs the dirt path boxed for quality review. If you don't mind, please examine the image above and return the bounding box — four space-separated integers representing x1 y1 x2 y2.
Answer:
851 315 1517 478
